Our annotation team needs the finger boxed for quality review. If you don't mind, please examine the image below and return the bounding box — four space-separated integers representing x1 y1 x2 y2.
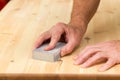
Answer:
99 59 116 72
74 47 101 65
61 40 77 56
73 55 79 60
79 45 101 57
81 52 104 68
34 32 50 49
44 34 61 50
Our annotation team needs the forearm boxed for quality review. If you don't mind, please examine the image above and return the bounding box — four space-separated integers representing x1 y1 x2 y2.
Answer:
69 0 100 30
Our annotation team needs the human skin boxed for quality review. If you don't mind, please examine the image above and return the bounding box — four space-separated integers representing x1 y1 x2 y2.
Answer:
35 0 120 72
74 40 120 72
34 0 120 72
35 0 100 56
71 0 120 72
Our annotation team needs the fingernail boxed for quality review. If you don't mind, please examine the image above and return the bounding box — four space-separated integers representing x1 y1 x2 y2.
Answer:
44 46 49 51
73 56 78 60
81 63 88 68
61 51 65 57
61 49 67 56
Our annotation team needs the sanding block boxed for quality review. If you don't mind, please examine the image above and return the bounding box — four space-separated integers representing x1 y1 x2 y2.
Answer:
32 42 66 62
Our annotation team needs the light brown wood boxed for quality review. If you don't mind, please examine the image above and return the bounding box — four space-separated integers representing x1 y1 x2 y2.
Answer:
0 0 120 78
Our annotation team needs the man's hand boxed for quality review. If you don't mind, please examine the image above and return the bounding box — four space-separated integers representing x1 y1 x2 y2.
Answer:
74 40 120 71
34 0 100 56
35 22 86 56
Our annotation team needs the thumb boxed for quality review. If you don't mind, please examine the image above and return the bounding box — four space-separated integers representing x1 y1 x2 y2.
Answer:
61 41 77 56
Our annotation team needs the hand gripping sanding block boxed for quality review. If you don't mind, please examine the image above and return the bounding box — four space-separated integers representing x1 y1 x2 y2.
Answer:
32 42 66 62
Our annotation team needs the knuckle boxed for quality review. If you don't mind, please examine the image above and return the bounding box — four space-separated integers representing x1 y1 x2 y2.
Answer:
110 59 117 64
55 22 67 27
52 35 59 40
40 31 49 36
51 26 65 34
38 31 51 40
97 53 103 57
56 22 63 26
108 60 116 65
39 34 45 39
40 33 45 37
54 30 63 35
96 53 105 59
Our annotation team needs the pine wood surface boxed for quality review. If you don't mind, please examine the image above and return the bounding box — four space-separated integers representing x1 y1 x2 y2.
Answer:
0 0 120 77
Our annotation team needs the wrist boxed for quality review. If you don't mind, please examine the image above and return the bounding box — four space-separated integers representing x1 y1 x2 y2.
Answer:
68 17 87 34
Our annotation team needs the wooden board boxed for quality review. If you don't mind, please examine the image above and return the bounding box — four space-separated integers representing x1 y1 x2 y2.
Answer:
0 0 120 78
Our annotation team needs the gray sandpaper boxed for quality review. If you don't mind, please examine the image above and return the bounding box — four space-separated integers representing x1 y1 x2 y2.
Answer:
32 42 66 62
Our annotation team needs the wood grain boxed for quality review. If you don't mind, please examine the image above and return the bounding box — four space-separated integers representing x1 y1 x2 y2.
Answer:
0 0 120 79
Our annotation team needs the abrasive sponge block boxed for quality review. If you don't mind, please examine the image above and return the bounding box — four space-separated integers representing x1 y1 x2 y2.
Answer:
32 42 66 62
